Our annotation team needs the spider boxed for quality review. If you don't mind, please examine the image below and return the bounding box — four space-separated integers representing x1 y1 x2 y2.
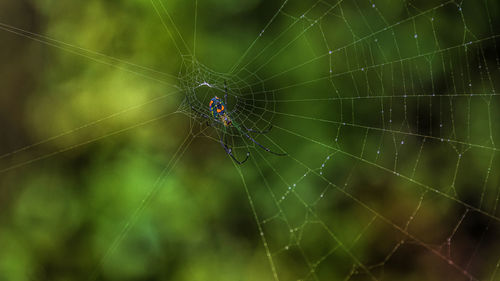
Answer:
188 82 286 164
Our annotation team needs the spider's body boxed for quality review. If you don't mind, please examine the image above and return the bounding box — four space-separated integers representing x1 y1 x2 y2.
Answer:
189 82 286 164
209 96 232 126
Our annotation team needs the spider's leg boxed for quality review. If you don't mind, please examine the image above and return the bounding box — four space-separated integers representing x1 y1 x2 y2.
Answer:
247 124 273 134
227 95 239 115
191 106 212 120
220 129 249 164
240 129 286 156
224 81 228 105
187 96 211 119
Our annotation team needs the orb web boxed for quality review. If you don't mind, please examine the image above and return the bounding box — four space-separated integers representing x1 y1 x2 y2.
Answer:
178 55 279 155
171 0 500 280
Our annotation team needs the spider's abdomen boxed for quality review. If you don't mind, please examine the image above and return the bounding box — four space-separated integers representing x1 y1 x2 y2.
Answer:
209 96 225 118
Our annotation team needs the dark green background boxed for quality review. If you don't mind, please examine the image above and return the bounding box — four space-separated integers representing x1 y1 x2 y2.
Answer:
1 0 500 280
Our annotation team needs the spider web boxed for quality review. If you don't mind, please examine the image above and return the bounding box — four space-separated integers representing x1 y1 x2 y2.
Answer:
176 1 500 278
0 0 500 280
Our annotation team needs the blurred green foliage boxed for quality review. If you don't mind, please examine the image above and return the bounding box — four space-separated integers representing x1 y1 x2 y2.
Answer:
0 0 500 280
